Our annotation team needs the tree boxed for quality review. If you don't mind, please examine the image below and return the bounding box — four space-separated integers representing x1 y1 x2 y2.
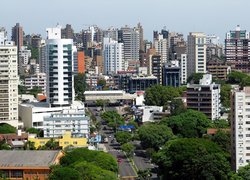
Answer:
209 130 231 153
115 131 132 145
38 138 60 150
187 73 204 84
26 128 40 135
101 111 125 130
73 161 117 180
121 143 135 157
29 86 42 97
97 79 106 88
0 140 11 150
60 148 118 173
137 169 152 180
24 141 36 150
49 167 81 180
212 119 229 128
162 109 212 138
144 85 181 108
221 84 231 108
170 99 186 115
0 123 16 134
154 138 231 179
74 73 88 101
18 85 27 94
232 164 250 180
28 46 39 60
138 124 174 150
96 99 109 110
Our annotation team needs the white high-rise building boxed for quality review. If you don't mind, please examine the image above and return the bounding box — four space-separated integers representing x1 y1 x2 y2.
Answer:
0 28 7 45
231 87 250 171
46 25 75 107
154 34 168 63
103 37 124 74
0 34 19 127
181 54 187 84
19 46 31 65
187 32 207 78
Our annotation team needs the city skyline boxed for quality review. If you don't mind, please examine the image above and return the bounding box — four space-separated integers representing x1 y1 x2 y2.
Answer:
1 0 250 41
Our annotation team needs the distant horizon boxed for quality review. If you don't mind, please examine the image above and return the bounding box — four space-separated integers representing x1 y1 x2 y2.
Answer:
1 0 250 42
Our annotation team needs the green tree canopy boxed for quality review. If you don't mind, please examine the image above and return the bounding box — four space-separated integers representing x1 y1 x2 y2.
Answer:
101 111 125 130
227 71 250 87
97 79 106 87
212 119 229 128
138 124 174 150
121 143 135 157
18 85 27 94
153 138 231 179
162 109 212 138
115 131 132 145
60 148 118 173
74 73 88 101
144 85 181 108
221 84 232 108
232 164 250 180
73 161 117 180
49 167 81 180
29 86 42 97
187 73 204 84
0 123 16 134
169 99 186 115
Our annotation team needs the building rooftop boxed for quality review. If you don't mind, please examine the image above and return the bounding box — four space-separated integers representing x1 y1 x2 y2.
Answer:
0 150 60 168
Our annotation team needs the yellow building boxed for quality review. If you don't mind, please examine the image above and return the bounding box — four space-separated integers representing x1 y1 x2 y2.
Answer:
29 131 88 149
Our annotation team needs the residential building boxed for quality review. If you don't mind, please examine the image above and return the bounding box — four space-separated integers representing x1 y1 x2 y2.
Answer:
103 37 124 74
95 55 104 74
18 46 31 75
231 87 250 171
118 26 139 62
11 23 23 51
187 32 207 78
29 131 88 149
46 25 75 107
162 61 181 87
39 41 46 73
149 55 162 84
77 51 85 73
169 32 185 60
207 60 231 80
43 108 89 138
187 74 221 120
181 54 187 84
0 27 7 45
0 39 19 128
24 73 46 94
0 131 28 149
225 25 250 73
61 24 74 39
137 23 144 52
154 34 168 63
0 150 62 180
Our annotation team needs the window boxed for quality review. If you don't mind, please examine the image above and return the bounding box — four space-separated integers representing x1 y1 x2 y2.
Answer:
64 141 69 145
73 141 77 144
11 170 23 178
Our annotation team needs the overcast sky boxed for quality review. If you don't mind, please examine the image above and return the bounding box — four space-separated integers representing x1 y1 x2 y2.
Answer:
1 0 249 42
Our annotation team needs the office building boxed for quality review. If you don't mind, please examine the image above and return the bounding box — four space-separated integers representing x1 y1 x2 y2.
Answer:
187 74 221 120
128 75 158 93
24 73 46 94
187 32 207 78
11 23 23 51
118 26 140 62
181 54 187 84
231 87 250 171
46 25 75 107
207 60 231 80
225 25 250 72
0 38 19 128
103 37 124 74
162 61 181 87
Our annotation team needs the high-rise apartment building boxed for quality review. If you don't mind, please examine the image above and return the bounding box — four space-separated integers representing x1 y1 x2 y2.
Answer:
46 26 75 107
0 28 7 45
103 37 124 74
0 35 19 127
118 26 139 62
187 74 221 120
149 55 162 84
11 23 23 51
181 54 187 84
187 32 207 78
137 23 144 52
154 34 168 64
61 24 74 39
231 87 250 171
162 61 181 87
225 26 250 73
